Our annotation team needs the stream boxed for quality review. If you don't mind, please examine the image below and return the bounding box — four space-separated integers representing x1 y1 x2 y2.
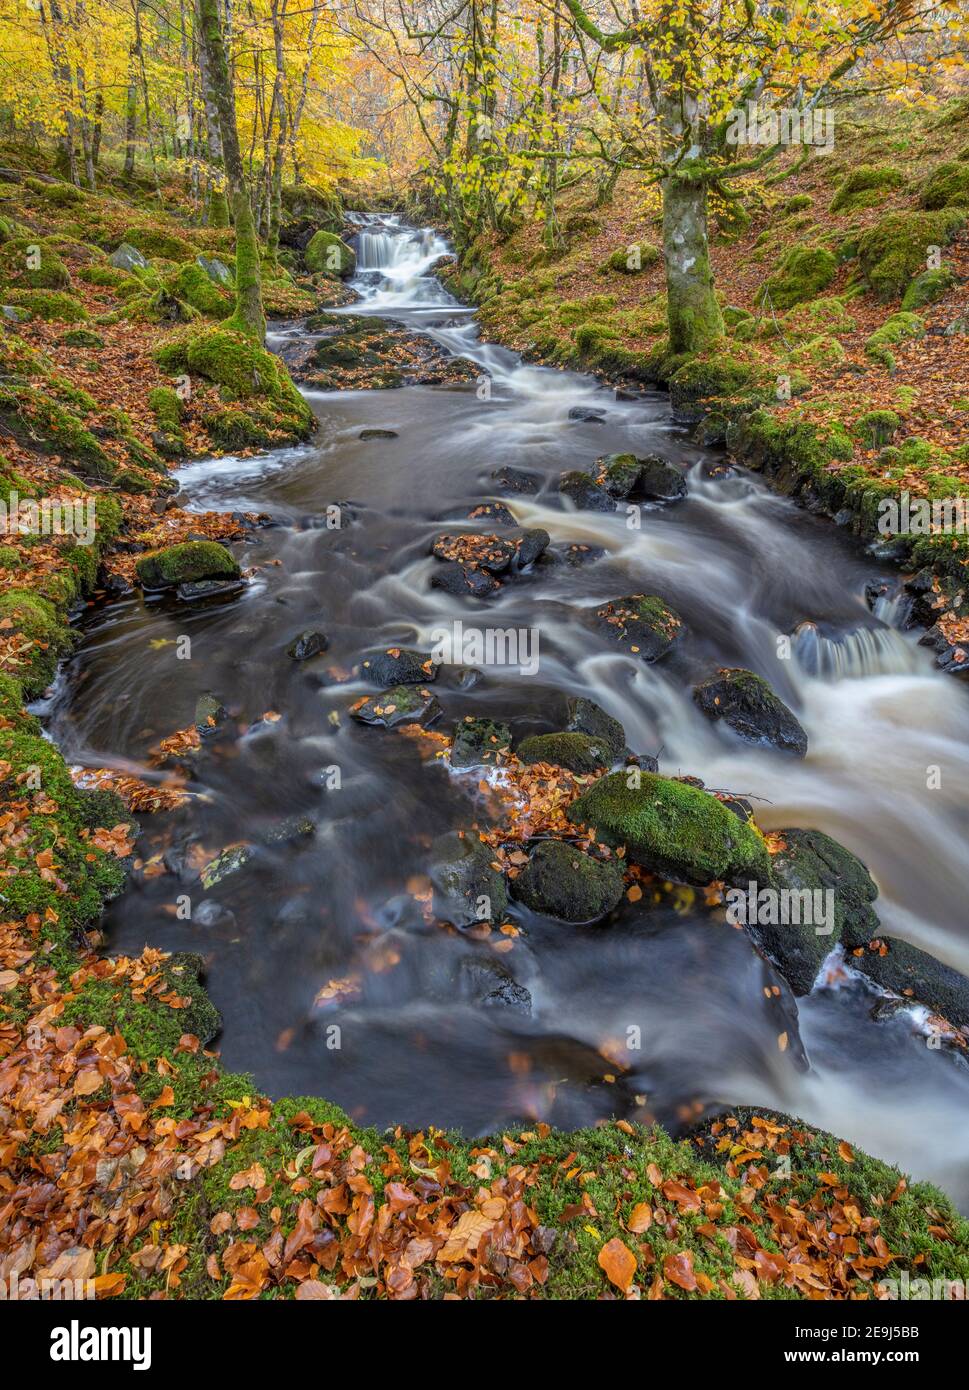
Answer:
46 215 969 1205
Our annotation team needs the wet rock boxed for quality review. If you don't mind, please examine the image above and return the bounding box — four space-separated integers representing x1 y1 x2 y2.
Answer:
262 814 316 846
919 623 969 677
467 501 516 526
430 561 501 597
511 840 624 923
595 595 684 662
561 542 606 567
451 716 511 768
136 540 240 591
200 843 256 890
359 428 398 440
350 683 442 729
459 955 532 1014
360 647 438 685
193 899 236 929
177 578 244 602
513 527 550 570
287 630 329 660
567 406 605 423
635 454 689 502
693 668 808 757
852 937 969 1028
558 470 616 512
904 569 949 629
430 831 508 927
109 242 149 273
749 828 881 995
567 771 772 887
194 691 227 734
491 465 540 494
594 453 643 499
517 731 613 774
864 579 894 612
432 532 517 574
565 696 626 761
693 413 729 448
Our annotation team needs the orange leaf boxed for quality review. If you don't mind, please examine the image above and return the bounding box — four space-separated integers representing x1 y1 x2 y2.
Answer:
598 1237 637 1293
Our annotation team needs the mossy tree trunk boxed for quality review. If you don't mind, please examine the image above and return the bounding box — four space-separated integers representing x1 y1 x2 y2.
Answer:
197 0 230 228
197 0 265 342
662 170 723 355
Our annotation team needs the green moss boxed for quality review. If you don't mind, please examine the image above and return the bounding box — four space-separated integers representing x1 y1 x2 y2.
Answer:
304 229 355 277
901 266 956 311
6 289 88 322
203 407 276 450
147 385 183 433
668 352 761 417
858 209 965 300
76 263 128 289
0 590 72 697
760 245 837 311
135 540 240 589
922 161 969 210
567 770 772 886
517 731 614 774
780 193 813 216
605 241 661 273
0 381 113 478
0 543 20 568
182 327 313 441
782 296 855 337
855 409 900 449
830 164 905 212
59 328 104 348
0 237 71 290
122 225 196 262
166 262 231 316
786 334 845 370
865 311 925 370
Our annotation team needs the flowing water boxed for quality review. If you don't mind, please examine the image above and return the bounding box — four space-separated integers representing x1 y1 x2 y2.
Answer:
46 216 969 1202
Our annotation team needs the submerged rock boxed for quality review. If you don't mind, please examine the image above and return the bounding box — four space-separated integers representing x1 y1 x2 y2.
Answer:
451 716 511 768
262 815 315 847
491 465 540 494
693 668 808 757
287 630 329 661
176 577 244 602
194 691 227 734
565 696 626 761
459 955 532 1014
467 501 516 526
567 771 771 887
511 840 624 923
360 647 438 685
852 937 969 1029
200 843 256 890
749 828 881 995
595 595 683 662
430 831 508 927
517 731 613 774
567 405 605 423
359 428 398 440
350 683 442 728
558 470 616 511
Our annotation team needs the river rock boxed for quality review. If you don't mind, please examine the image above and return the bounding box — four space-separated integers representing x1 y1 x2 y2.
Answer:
430 561 501 597
517 731 614 774
432 532 517 574
693 668 808 757
468 501 516 526
194 691 227 734
567 771 772 886
558 470 616 511
748 828 881 995
851 937 969 1029
262 815 315 846
350 683 442 728
287 630 329 660
562 542 606 567
136 540 240 591
511 840 624 923
565 697 626 761
360 647 438 685
459 955 532 1014
567 406 605 423
177 578 244 602
359 428 398 440
595 595 684 662
636 453 689 501
430 830 508 926
513 527 550 570
492 465 540 494
451 716 511 768
200 843 256 890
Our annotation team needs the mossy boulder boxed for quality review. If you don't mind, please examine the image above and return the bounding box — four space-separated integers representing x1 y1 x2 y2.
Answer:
0 590 73 697
0 381 113 478
201 408 275 450
0 237 71 290
305 230 356 278
350 683 441 728
558 470 616 512
852 937 969 1028
136 541 240 591
858 209 965 301
166 262 231 316
760 246 837 311
901 266 956 311
5 289 88 322
668 353 759 421
517 731 614 774
864 311 925 370
750 828 881 994
121 225 195 262
855 409 899 449
605 242 661 274
594 595 683 662
511 841 624 923
830 165 905 212
60 327 103 348
693 668 808 757
567 771 772 886
921 161 969 210
786 334 845 371
181 327 313 441
429 830 507 926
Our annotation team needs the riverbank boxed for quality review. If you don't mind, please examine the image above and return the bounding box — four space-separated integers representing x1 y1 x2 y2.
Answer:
3 167 969 1300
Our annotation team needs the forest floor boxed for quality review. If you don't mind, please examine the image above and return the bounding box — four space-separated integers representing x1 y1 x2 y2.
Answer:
2 121 969 1301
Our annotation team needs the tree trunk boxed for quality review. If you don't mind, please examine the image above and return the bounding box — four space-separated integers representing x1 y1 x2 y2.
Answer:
661 172 723 355
197 1 229 225
198 0 265 342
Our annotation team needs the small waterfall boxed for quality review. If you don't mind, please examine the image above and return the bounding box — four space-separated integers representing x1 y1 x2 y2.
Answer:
793 619 922 679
